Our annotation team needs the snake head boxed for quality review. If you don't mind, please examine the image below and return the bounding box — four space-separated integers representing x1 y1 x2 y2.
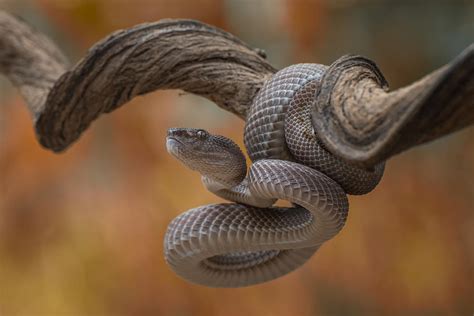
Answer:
166 128 247 184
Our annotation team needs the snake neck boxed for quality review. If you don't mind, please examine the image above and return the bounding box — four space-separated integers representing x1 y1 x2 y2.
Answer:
201 175 239 192
202 175 276 208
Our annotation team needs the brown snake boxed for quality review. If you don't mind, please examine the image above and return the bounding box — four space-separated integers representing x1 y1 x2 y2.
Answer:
165 64 384 287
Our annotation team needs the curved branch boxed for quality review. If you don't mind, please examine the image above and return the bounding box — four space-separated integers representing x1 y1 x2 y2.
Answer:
3 10 473 165
312 44 474 167
0 12 69 114
0 11 276 152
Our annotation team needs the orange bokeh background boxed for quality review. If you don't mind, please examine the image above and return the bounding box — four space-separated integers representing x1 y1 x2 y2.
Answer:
0 1 473 315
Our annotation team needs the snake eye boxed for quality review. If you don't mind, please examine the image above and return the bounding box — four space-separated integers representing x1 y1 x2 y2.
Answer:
196 129 208 140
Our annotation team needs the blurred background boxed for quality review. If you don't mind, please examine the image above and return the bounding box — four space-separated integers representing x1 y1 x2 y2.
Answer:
0 0 473 315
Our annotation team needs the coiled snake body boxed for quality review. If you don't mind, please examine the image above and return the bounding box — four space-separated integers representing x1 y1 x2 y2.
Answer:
165 64 384 287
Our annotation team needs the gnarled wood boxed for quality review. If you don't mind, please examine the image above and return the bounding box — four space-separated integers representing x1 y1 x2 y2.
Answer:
1 10 473 167
0 12 69 115
0 11 275 152
312 44 474 167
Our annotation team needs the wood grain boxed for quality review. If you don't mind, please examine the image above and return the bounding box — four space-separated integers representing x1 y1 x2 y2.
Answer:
0 11 472 167
0 12 275 152
312 47 474 167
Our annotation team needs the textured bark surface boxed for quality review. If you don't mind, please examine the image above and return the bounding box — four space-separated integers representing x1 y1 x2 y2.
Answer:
312 45 474 167
0 12 275 152
0 12 69 115
0 10 473 166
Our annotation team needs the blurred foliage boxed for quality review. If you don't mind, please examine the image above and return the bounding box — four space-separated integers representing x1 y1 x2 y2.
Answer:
0 0 473 315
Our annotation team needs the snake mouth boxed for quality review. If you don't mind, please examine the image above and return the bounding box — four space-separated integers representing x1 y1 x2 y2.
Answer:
166 137 183 156
166 136 181 144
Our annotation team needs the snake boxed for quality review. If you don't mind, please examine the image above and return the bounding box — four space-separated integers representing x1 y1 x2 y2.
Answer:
164 64 385 287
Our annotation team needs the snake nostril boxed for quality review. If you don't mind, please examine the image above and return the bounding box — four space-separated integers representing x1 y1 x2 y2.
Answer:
168 128 184 137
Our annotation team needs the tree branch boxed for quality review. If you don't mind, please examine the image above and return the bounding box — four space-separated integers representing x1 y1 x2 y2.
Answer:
0 11 275 152
1 10 472 166
312 44 474 167
0 12 69 115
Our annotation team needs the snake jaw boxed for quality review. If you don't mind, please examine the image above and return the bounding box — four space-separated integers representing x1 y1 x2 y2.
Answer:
166 136 197 172
166 137 181 154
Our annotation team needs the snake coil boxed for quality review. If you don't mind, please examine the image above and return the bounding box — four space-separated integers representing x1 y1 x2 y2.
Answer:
164 64 384 287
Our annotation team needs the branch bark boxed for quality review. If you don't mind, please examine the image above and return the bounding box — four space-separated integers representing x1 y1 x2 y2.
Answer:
312 45 474 167
0 11 275 152
1 10 473 167
0 12 69 115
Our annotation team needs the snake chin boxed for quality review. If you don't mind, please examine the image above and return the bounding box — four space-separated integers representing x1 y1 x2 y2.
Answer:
166 137 181 156
166 137 197 171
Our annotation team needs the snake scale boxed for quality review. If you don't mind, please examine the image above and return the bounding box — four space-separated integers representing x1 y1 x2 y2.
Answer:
165 64 385 287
